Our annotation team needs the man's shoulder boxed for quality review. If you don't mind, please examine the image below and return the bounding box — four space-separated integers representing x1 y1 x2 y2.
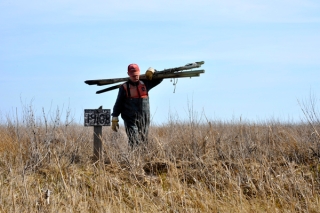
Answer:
122 80 130 85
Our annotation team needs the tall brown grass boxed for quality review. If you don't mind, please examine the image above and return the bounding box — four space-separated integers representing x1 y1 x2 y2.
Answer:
0 105 319 212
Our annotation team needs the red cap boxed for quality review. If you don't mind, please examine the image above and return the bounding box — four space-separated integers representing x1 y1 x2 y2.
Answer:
128 64 140 76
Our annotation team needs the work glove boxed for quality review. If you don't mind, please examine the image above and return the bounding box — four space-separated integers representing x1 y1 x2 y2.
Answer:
145 67 155 80
111 117 119 132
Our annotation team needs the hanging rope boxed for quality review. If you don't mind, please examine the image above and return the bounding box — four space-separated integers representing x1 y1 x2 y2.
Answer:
170 78 179 93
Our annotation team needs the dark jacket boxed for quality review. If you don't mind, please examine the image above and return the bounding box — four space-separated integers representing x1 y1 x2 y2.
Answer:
111 79 163 122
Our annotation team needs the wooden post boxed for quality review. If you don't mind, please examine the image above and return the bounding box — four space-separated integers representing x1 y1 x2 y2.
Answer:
84 107 110 162
93 125 102 161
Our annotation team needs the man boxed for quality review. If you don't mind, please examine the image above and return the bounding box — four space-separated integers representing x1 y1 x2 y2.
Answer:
111 63 163 147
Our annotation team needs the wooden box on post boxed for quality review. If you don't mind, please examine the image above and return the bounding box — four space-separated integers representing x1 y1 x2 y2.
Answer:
84 107 110 161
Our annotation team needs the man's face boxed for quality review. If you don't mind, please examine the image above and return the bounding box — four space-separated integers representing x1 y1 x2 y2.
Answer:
128 73 139 82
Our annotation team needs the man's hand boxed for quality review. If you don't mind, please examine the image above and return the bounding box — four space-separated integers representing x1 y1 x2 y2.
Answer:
145 67 155 80
111 117 119 132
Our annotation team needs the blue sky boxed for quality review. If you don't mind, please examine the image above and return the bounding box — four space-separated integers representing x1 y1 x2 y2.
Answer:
1 0 320 124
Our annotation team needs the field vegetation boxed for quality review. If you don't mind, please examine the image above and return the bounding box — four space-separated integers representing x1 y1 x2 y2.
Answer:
0 102 319 212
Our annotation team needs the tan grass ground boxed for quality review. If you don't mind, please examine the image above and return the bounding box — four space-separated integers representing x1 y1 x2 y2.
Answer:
0 112 320 212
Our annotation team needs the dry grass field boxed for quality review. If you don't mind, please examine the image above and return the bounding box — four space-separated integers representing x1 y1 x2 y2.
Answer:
0 105 320 212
